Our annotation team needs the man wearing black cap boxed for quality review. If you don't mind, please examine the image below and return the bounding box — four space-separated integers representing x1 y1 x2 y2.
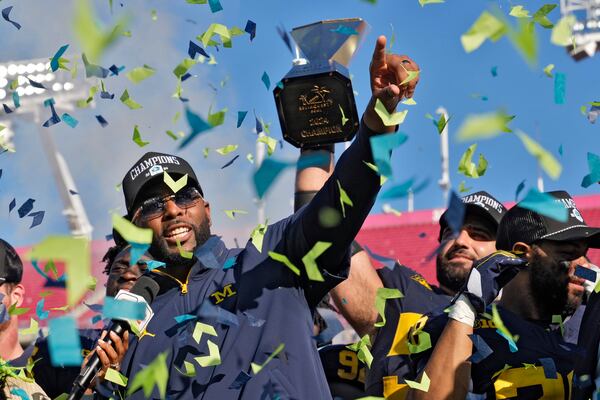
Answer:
364 191 506 398
116 36 420 399
407 190 600 400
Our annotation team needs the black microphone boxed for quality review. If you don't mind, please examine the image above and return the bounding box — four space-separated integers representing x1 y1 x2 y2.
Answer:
67 276 160 400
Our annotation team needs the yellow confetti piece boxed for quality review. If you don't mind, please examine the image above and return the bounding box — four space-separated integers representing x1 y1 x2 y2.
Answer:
460 11 506 53
163 172 188 194
215 145 238 155
176 239 194 259
121 89 142 110
195 340 221 367
458 143 488 178
402 98 417 105
126 65 155 84
419 0 444 6
551 15 576 46
543 63 555 77
193 321 217 343
126 351 168 398
515 130 562 179
399 63 420 85
251 343 285 374
347 335 373 368
456 111 514 141
132 125 149 147
105 368 128 387
20 318 39 336
250 222 268 253
268 251 300 276
339 105 349 126
199 23 232 47
112 213 153 244
374 98 408 126
257 135 277 156
173 58 198 78
509 5 530 18
208 107 227 127
301 241 332 282
337 180 354 218
374 288 403 327
175 361 196 377
405 371 430 392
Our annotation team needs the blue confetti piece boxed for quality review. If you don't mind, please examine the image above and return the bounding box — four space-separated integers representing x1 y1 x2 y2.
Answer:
519 189 568 222
468 334 493 363
558 144 563 157
2 6 21 30
142 260 166 271
91 314 103 324
103 297 146 321
10 388 29 400
329 25 358 35
515 179 526 202
229 371 252 389
36 298 49 320
418 232 427 238
444 191 466 236
84 302 103 313
100 91 114 99
42 102 61 128
43 98 55 107
221 155 239 169
188 40 209 59
255 115 263 134
12 91 20 108
496 328 518 352
95 115 108 127
8 198 15 213
109 65 125 76
297 152 331 170
236 111 248 128
575 265 597 282
370 132 408 177
363 245 397 269
178 107 213 149
69 190 78 195
174 314 197 324
581 152 600 188
253 158 292 199
276 24 292 54
28 77 46 89
261 71 270 90
28 211 45 229
48 317 83 366
539 357 558 379
50 44 69 72
491 66 498 77
61 113 79 128
554 73 566 104
17 199 35 218
3 103 13 113
181 73 192 82
199 301 239 327
245 20 256 41
105 233 113 241
208 0 223 13
31 260 65 283
223 256 237 269
194 236 221 269
130 242 149 266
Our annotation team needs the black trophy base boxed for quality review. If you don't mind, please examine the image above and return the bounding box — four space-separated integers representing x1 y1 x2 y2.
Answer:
273 61 359 148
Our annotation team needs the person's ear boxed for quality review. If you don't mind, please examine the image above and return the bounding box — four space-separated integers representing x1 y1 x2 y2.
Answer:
10 284 25 308
512 242 531 259
204 201 212 227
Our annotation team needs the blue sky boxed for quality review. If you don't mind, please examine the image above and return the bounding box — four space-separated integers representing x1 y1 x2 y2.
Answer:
0 0 599 247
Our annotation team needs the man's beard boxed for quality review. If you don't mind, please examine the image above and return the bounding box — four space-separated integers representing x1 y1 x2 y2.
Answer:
435 250 473 294
529 251 570 318
149 218 211 267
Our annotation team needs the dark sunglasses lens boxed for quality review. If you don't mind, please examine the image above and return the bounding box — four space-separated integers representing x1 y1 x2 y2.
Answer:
175 189 200 208
141 198 165 219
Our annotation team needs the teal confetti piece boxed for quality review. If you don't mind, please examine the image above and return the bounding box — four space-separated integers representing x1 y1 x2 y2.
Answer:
515 179 526 202
380 178 415 199
261 71 270 90
558 144 563 156
103 297 146 320
223 256 237 269
142 260 165 271
253 158 292 199
50 44 69 72
369 132 408 177
178 107 213 149
496 328 518 352
130 242 149 266
36 298 49 320
554 73 566 104
10 388 30 400
174 314 197 324
519 189 568 222
12 91 20 108
581 152 600 188
276 81 284 89
48 317 83 366
91 314 102 324
61 113 79 128
208 0 223 12
237 111 247 128
491 66 498 77
297 152 330 170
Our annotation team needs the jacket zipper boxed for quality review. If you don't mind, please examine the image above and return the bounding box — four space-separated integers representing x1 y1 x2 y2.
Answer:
152 268 192 294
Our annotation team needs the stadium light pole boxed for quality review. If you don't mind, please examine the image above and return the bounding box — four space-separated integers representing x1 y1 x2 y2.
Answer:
560 0 600 60
436 106 451 206
0 57 93 239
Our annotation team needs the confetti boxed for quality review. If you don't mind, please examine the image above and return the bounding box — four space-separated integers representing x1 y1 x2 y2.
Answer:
251 343 285 374
103 296 146 320
50 44 70 72
105 368 128 387
61 113 79 128
374 99 408 126
126 65 155 84
237 111 248 128
509 5 530 18
419 0 444 5
120 90 142 110
17 199 35 218
208 0 223 13
456 111 514 141
95 115 108 127
178 107 213 149
551 15 576 46
461 11 506 53
405 372 431 392
515 179 526 201
244 20 256 41
215 145 238 156
47 317 82 366
1 6 21 30
261 71 270 90
302 241 332 282
515 130 562 179
163 171 188 193
126 352 168 398
543 64 555 78
268 251 300 276
221 155 239 169
337 180 354 218
229 371 252 389
347 335 373 368
581 152 600 188
575 265 597 282
369 132 408 178
469 334 493 363
458 144 488 178
554 73 566 104
132 125 149 147
374 288 403 327
223 209 248 220
257 135 277 156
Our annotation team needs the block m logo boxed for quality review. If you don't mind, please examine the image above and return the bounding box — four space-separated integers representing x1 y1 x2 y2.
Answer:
209 283 237 304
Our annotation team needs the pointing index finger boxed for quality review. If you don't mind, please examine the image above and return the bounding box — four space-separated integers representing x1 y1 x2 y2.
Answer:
370 35 387 71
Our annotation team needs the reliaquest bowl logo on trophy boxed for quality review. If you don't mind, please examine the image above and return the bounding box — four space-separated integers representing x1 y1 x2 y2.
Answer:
273 18 369 148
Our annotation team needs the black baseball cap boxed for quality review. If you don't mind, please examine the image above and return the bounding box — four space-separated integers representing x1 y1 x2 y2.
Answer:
496 190 600 251
0 239 23 284
438 191 507 241
122 152 203 216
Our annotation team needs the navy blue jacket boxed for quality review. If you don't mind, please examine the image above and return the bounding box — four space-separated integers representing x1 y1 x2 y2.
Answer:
118 121 383 399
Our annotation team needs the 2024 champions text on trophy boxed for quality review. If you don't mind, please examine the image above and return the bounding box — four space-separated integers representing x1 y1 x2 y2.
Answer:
273 18 369 148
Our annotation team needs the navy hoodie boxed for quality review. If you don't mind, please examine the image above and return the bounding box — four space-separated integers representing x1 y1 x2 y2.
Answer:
118 121 383 399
